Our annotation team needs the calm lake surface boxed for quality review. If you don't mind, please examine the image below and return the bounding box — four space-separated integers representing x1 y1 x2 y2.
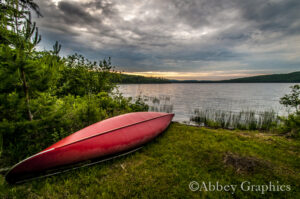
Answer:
117 83 295 123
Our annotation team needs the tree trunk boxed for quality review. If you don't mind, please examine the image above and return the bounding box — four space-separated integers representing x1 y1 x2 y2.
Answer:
21 68 33 121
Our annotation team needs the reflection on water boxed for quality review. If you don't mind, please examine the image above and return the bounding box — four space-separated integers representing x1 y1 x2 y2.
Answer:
117 83 295 122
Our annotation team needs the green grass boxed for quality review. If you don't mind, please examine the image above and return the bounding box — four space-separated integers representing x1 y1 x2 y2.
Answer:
0 123 299 198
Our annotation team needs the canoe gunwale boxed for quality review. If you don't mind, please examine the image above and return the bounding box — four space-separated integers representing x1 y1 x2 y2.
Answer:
52 113 174 150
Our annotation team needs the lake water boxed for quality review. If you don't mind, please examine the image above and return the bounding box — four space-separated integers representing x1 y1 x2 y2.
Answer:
117 83 295 123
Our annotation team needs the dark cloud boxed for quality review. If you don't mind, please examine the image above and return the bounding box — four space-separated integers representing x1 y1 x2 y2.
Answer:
58 1 97 24
33 0 300 79
238 0 300 34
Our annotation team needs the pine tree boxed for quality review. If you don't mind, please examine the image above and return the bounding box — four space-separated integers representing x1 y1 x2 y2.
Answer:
0 0 41 121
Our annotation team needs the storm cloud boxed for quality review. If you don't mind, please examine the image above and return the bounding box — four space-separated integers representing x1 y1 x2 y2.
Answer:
34 0 300 80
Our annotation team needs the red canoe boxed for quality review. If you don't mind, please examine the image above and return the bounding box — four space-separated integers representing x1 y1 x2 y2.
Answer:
6 112 174 183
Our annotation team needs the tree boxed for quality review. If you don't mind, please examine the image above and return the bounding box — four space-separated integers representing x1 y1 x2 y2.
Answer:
0 0 41 121
19 0 42 17
280 85 300 113
56 54 117 97
0 0 42 44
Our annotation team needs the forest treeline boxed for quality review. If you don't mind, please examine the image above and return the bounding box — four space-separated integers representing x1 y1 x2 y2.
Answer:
117 71 300 84
0 0 148 166
116 74 171 84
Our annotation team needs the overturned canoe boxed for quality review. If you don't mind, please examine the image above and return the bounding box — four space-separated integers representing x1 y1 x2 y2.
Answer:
6 112 174 183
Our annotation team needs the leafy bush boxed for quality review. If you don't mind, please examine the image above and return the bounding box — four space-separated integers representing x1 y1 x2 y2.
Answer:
278 114 300 138
279 84 300 138
55 54 117 97
280 85 300 112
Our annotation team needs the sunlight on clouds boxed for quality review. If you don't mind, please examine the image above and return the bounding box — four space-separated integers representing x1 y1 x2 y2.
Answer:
73 26 88 32
171 23 217 40
51 0 60 6
115 3 140 21
173 29 208 40
51 0 92 6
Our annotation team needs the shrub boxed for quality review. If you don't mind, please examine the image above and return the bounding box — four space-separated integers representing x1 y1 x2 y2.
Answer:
278 114 300 138
279 84 300 138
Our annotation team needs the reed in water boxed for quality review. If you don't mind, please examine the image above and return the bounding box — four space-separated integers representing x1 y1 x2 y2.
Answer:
190 109 279 130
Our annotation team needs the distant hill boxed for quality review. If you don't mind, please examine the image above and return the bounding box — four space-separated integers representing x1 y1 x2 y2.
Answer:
221 71 300 83
116 71 300 84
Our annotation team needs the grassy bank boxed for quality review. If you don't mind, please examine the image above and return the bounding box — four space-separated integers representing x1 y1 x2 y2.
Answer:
1 123 299 198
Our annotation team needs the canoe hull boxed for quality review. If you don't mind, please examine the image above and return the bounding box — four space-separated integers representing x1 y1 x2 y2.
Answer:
6 112 174 183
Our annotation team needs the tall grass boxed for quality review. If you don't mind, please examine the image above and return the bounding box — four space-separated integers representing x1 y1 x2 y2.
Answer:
132 95 173 113
190 109 279 130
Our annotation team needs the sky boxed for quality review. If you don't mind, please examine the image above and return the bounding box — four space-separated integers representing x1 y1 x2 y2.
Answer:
34 0 300 80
